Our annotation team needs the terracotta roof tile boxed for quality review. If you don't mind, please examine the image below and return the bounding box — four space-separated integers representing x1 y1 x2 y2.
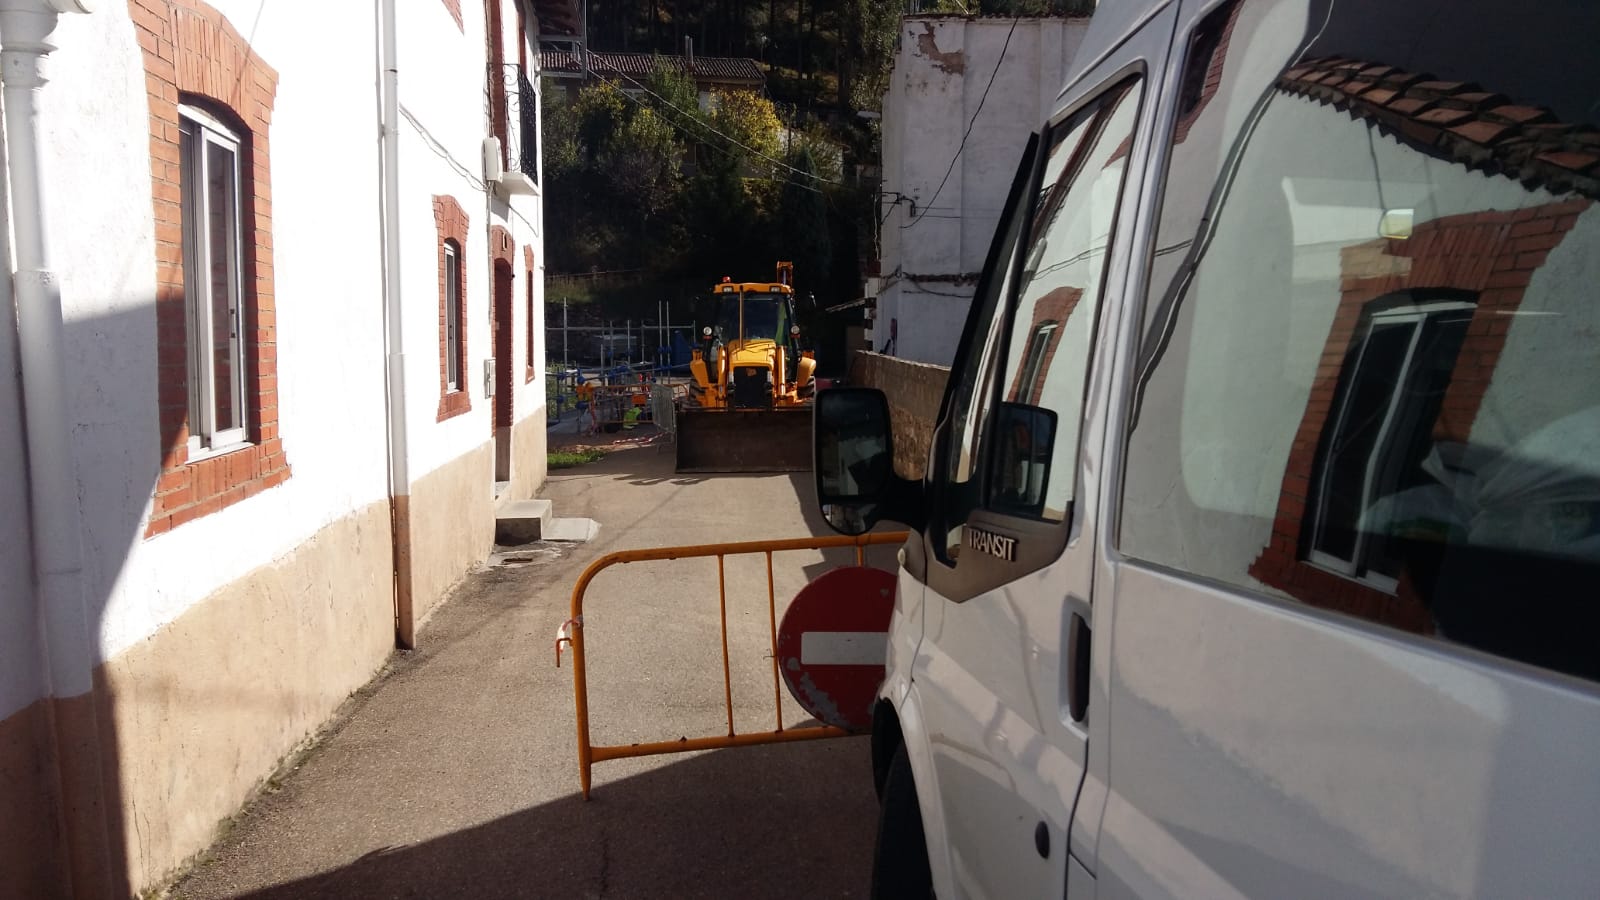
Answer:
1536 150 1598 173
540 50 765 86
1418 107 1473 127
1449 120 1511 145
1387 97 1433 116
1278 56 1600 199
1487 104 1550 125
1453 91 1507 109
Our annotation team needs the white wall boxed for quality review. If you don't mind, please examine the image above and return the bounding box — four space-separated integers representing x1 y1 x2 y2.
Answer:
397 0 547 480
875 16 1089 366
33 0 390 666
0 0 550 714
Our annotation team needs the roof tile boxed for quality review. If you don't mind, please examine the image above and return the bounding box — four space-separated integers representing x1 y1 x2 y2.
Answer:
1536 150 1598 173
540 49 764 86
1277 55 1598 200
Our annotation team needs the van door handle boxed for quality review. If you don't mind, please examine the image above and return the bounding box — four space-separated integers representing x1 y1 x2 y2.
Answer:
1067 611 1091 723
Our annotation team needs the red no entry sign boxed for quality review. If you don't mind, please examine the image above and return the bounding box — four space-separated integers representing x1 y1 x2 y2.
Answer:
777 565 897 731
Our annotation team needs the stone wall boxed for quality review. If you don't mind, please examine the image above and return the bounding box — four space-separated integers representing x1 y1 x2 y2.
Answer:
849 351 950 481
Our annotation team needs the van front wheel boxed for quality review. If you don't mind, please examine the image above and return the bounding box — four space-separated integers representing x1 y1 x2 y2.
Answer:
871 745 933 899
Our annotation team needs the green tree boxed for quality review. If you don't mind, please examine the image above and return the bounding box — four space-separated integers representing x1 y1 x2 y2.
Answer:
710 90 783 168
543 80 688 272
774 146 831 303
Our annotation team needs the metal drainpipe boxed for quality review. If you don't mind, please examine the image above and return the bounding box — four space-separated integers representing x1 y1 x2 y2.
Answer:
1 0 114 893
376 0 415 648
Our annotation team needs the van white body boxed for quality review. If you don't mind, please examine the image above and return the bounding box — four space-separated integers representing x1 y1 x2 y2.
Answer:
818 1 1600 896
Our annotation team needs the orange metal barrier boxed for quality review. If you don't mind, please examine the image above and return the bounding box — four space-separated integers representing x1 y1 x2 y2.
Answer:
559 531 909 798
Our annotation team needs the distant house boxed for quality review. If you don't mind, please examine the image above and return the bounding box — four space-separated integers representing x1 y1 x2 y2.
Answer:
541 49 765 111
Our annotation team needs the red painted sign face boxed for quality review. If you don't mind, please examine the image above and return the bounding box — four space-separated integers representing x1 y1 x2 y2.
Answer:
777 566 897 731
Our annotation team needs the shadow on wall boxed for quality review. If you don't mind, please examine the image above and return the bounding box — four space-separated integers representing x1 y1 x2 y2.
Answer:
222 739 876 900
1 300 164 897
10 291 314 895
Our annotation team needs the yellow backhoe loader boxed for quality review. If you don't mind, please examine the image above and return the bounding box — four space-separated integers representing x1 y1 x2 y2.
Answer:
676 261 817 472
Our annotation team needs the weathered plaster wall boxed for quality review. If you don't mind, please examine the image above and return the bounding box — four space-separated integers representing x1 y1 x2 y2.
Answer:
99 499 395 890
408 441 497 626
875 16 1090 366
510 404 550 499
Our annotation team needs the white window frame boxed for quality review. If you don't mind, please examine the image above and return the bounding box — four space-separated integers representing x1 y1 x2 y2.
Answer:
179 103 249 456
1017 321 1059 401
1307 299 1477 591
444 240 462 392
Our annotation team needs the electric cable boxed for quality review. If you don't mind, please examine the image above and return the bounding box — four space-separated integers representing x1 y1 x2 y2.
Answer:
903 15 1021 230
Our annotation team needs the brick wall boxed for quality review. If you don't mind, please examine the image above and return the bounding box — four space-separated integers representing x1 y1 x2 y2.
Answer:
434 195 471 421
1007 286 1082 405
133 0 289 537
849 351 950 481
440 0 463 31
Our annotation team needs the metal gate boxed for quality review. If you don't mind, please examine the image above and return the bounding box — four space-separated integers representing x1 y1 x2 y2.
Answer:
557 531 908 798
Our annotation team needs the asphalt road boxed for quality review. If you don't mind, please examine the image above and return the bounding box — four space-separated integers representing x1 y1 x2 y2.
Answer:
171 441 897 900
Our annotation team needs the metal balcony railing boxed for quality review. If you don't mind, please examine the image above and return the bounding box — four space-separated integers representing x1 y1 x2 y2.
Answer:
496 63 539 184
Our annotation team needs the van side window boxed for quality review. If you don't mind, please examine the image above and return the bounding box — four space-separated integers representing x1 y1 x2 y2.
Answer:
1120 0 1600 682
991 81 1140 522
937 79 1142 560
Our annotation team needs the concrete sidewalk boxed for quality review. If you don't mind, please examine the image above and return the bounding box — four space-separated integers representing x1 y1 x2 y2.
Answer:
170 442 895 900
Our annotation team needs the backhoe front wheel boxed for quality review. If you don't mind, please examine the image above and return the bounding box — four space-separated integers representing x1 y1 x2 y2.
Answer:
871 745 934 900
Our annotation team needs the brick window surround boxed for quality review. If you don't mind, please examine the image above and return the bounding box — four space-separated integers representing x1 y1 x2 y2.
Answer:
435 195 472 421
440 0 463 31
133 0 288 538
486 0 508 167
524 244 537 382
1247 199 1592 631
1006 286 1082 406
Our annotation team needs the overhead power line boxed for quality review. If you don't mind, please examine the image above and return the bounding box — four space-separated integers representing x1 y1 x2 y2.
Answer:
903 16 1022 230
604 82 826 195
586 58 847 191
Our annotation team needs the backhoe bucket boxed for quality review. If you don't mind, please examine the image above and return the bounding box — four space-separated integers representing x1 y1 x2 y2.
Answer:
675 407 813 472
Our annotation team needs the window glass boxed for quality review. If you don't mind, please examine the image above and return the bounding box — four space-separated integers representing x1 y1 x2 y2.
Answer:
1121 0 1600 682
179 105 247 449
444 242 461 391
993 80 1140 520
938 273 1010 561
934 168 1028 562
205 140 241 434
936 80 1142 559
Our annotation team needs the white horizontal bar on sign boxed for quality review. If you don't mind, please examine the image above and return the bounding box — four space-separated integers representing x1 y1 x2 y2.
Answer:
800 631 889 667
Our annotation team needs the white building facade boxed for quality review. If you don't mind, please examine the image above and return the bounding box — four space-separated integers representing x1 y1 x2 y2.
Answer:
0 0 570 895
873 14 1091 365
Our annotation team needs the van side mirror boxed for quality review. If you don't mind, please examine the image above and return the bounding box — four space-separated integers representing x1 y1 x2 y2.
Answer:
987 402 1058 518
814 388 924 535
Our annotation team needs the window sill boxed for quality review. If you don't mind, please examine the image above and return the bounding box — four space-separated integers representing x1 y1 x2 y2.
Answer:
437 388 472 422
186 438 255 465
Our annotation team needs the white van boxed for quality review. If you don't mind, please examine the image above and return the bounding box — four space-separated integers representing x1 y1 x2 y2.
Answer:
813 0 1600 896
